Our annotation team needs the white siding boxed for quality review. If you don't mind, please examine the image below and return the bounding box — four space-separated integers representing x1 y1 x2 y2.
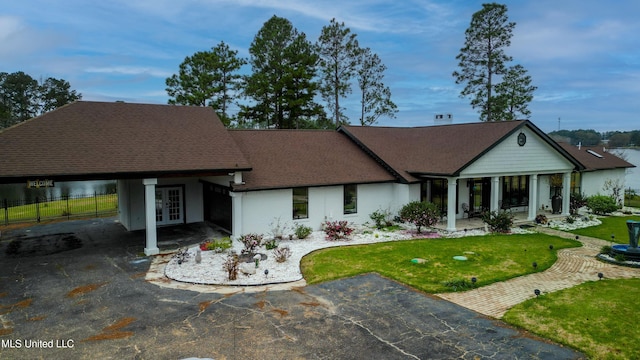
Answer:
238 183 402 235
118 177 204 231
581 169 627 204
461 128 574 177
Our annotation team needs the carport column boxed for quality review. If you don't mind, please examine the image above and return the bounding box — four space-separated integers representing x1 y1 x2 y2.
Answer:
491 176 500 212
143 178 159 256
562 172 571 216
446 177 458 232
528 174 538 221
230 191 244 239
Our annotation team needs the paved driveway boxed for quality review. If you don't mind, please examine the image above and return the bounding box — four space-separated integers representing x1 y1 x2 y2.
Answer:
0 219 583 359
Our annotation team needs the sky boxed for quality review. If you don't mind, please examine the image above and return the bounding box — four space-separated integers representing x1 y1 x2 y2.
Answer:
2 0 640 133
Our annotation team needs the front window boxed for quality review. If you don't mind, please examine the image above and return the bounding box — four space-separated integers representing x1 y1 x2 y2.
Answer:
293 187 308 219
571 172 581 195
422 179 448 215
502 175 529 207
344 184 357 214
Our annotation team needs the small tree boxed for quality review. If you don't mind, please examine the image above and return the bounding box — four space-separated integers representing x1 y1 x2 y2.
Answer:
399 201 440 234
481 210 514 233
603 179 624 206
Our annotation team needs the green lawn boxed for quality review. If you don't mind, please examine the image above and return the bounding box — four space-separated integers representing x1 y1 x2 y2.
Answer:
625 195 640 208
504 278 640 360
2 194 118 225
301 233 580 293
568 215 640 241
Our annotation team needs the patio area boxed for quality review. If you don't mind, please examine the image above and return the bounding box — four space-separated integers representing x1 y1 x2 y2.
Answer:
432 210 567 231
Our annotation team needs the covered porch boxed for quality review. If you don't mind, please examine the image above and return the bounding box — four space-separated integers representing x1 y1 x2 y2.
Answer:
432 209 568 232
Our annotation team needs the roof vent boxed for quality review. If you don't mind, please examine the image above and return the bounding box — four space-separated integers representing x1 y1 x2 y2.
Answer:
587 149 604 158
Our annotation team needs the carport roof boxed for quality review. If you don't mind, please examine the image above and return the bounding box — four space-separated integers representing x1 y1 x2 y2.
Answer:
0 101 251 183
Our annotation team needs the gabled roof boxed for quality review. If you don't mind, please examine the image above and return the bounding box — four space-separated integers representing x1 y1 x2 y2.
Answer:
559 143 635 172
0 101 251 183
339 120 582 183
229 130 396 191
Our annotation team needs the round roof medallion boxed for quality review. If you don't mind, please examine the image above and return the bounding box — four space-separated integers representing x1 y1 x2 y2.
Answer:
517 132 526 146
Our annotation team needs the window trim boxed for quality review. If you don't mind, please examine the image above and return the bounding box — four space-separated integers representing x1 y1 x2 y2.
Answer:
292 187 309 219
343 184 357 215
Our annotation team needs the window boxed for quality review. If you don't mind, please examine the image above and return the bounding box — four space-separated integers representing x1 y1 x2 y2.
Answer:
421 179 448 215
293 187 308 219
343 184 357 214
502 176 529 207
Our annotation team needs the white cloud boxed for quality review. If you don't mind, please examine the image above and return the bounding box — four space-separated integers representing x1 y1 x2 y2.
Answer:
84 66 172 78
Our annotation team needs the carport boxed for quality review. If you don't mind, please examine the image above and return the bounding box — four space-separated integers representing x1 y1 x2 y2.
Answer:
0 101 251 255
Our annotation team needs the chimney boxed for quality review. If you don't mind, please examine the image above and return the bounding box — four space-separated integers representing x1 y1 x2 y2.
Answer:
578 142 581 150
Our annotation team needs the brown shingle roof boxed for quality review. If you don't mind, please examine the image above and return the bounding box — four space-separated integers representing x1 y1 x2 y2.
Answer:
340 121 531 182
559 143 635 172
0 101 251 182
229 130 396 191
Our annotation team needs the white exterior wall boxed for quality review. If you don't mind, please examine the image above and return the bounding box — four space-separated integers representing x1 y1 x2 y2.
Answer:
581 169 627 204
118 177 204 231
238 183 403 235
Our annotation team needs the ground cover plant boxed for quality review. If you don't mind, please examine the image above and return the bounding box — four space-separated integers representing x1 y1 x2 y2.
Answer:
503 278 640 360
568 215 640 241
301 233 580 293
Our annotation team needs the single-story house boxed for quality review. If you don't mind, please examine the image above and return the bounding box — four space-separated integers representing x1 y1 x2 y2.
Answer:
0 101 634 255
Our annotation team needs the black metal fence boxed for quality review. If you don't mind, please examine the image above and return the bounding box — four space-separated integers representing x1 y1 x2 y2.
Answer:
2 192 118 226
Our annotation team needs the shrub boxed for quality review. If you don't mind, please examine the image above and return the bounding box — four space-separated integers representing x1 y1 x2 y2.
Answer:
600 245 612 255
399 201 440 234
322 220 354 241
237 233 263 254
200 237 232 252
570 192 587 214
264 239 279 250
269 216 290 239
481 210 514 233
274 246 292 263
586 195 619 215
294 223 312 239
443 278 476 292
534 214 548 225
565 216 575 224
223 251 239 280
369 209 393 230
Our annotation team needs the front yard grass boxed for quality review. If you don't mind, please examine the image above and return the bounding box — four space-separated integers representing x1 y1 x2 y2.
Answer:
568 215 640 241
503 278 640 360
300 233 580 293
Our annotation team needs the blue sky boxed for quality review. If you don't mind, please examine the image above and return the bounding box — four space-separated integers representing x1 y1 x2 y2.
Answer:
2 0 639 132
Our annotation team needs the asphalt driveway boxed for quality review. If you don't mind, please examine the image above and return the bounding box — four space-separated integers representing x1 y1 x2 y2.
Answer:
0 219 583 359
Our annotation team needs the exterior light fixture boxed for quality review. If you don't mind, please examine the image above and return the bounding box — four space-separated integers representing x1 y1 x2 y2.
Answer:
532 262 538 269
549 245 554 250
575 236 579 240
471 277 477 284
534 289 541 297
598 272 604 280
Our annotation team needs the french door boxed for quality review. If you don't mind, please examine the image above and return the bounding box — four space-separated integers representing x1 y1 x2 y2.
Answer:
155 187 184 225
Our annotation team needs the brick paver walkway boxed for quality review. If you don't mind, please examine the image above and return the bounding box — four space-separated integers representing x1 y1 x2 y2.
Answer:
435 227 640 319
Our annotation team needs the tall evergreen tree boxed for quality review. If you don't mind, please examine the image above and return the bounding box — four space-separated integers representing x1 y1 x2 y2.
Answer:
166 41 246 126
357 47 397 126
316 18 360 127
453 3 517 122
243 15 324 129
0 72 81 129
493 64 536 121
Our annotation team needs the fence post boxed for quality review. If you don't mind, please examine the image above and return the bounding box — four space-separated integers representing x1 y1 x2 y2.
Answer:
36 197 41 223
66 195 70 220
3 199 7 226
95 191 98 217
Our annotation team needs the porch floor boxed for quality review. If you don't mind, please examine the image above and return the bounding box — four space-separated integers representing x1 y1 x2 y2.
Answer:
432 211 567 232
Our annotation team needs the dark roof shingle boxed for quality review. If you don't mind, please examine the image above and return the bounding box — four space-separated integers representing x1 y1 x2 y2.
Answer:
0 101 250 182
229 130 396 191
559 143 635 171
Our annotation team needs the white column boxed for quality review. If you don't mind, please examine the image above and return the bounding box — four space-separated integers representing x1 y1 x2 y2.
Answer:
446 177 458 232
233 171 243 185
143 178 159 256
491 176 500 212
230 191 244 238
562 172 571 215
528 174 538 221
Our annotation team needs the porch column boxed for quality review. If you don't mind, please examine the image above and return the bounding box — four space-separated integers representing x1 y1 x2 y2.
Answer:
562 172 571 216
446 177 458 232
528 174 538 221
230 191 244 239
143 178 159 256
491 176 500 212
